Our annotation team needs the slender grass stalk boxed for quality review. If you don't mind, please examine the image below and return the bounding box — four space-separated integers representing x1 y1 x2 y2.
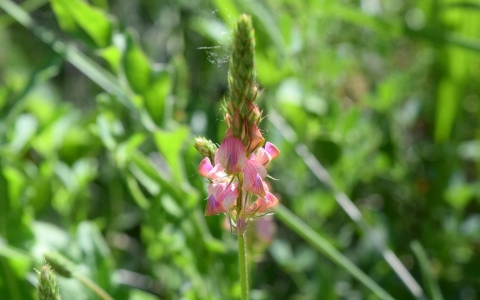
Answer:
411 241 444 300
75 275 114 300
274 204 395 300
44 252 114 300
269 109 425 299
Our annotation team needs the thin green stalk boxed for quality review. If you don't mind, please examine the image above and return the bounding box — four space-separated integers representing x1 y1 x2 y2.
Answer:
75 274 114 300
237 231 248 300
236 174 249 300
274 204 395 300
411 241 444 300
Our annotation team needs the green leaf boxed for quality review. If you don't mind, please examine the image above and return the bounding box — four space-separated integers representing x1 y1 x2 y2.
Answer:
312 138 342 166
76 222 114 291
2 167 25 209
0 245 31 277
50 0 112 48
98 45 122 74
410 241 444 300
153 127 189 182
434 79 458 142
125 173 150 210
123 32 151 94
9 113 38 154
143 71 171 126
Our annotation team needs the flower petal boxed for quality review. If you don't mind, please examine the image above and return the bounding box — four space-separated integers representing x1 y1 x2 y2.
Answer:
255 192 279 213
198 157 213 177
205 194 225 216
247 124 265 153
245 160 267 180
219 183 239 210
244 174 266 197
264 192 279 208
254 147 272 167
207 183 222 195
216 137 246 174
243 160 267 197
265 142 280 160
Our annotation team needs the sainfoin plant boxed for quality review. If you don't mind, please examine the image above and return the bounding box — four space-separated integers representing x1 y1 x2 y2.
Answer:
194 14 279 299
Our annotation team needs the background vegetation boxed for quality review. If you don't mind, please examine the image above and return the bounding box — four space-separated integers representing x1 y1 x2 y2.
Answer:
0 0 479 299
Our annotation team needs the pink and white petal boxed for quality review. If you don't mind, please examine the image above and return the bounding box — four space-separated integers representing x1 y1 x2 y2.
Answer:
219 183 239 210
262 181 270 193
205 194 225 216
207 183 223 196
245 160 267 179
207 163 226 180
254 192 278 213
264 192 279 209
254 147 271 167
216 137 246 174
265 142 280 160
244 174 266 197
243 161 266 193
198 157 213 177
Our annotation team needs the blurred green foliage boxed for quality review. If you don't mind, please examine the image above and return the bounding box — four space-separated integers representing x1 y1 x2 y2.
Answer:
0 0 480 299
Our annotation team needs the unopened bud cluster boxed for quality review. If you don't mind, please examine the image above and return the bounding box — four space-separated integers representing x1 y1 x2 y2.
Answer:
37 264 62 300
224 15 264 154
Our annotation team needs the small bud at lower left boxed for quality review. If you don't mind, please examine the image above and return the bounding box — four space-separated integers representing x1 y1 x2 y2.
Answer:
37 264 62 300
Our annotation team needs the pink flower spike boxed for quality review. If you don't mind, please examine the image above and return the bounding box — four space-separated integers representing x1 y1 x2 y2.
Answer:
265 142 280 160
216 137 246 174
205 194 224 216
198 157 213 177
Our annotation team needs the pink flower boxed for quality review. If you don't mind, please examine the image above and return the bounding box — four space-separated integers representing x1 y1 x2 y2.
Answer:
216 137 246 174
247 183 279 214
205 182 239 216
253 142 280 167
198 137 280 216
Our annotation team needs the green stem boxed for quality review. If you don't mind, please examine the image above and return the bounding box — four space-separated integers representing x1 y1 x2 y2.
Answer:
75 274 114 300
238 230 249 300
274 204 395 300
236 174 249 300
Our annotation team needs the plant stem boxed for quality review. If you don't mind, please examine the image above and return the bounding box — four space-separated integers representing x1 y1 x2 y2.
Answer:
236 174 249 300
238 230 249 300
75 274 114 300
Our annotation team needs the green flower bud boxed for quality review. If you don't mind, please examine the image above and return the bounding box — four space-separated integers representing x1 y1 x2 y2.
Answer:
37 264 62 300
194 137 218 163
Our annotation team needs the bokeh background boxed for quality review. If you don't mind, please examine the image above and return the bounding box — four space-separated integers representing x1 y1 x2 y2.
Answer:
1 0 480 299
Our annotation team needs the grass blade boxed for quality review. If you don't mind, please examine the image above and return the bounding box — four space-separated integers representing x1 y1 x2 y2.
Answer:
269 108 425 299
411 241 444 300
274 204 395 300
